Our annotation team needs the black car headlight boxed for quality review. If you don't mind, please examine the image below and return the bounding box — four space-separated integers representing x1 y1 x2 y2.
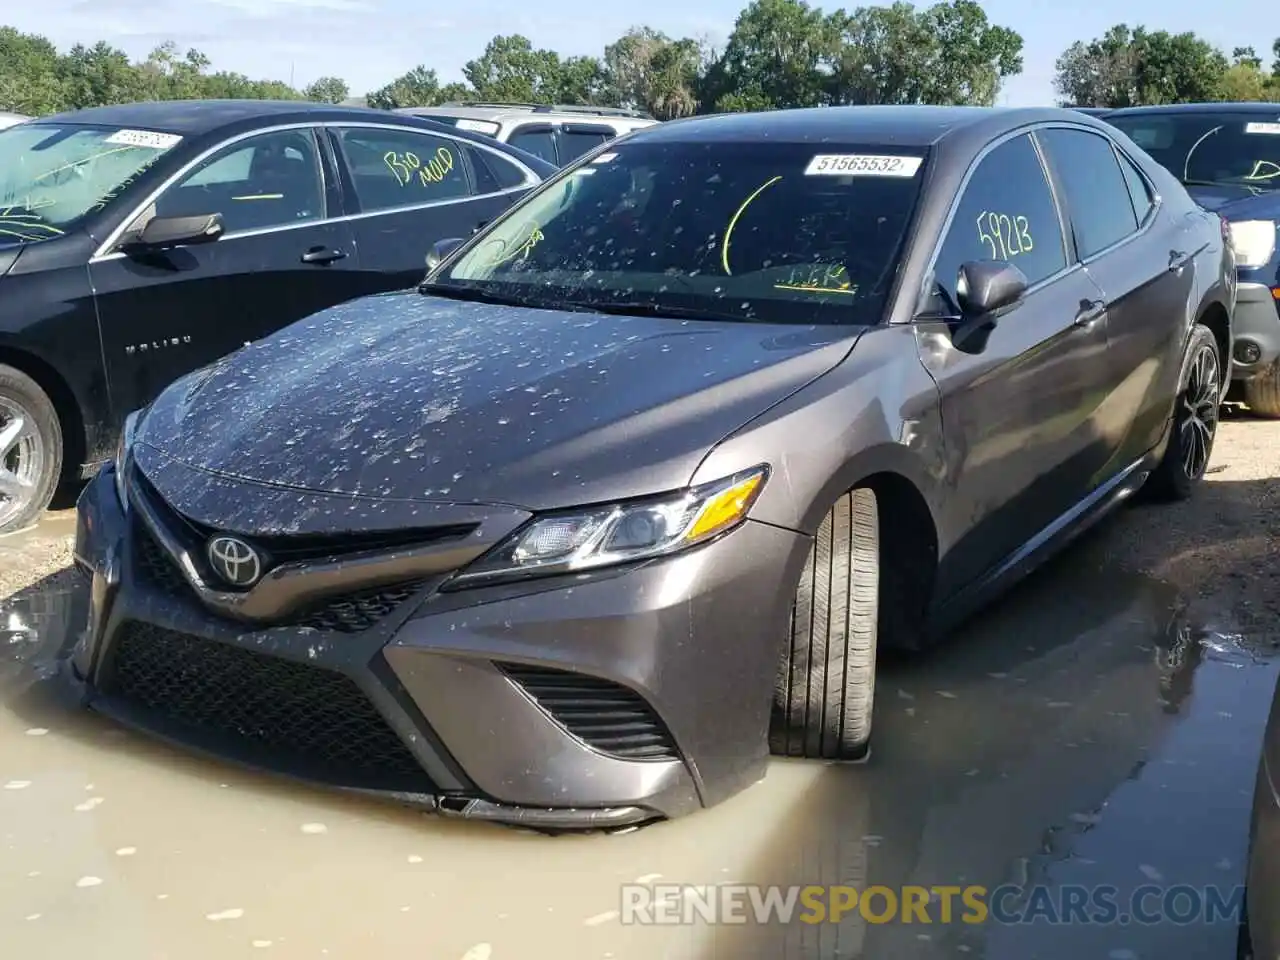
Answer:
446 465 769 589
113 410 140 507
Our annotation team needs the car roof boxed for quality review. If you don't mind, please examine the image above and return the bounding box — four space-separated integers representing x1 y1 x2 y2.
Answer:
637 105 1104 147
34 99 451 136
25 98 560 176
1107 102 1280 117
397 104 656 125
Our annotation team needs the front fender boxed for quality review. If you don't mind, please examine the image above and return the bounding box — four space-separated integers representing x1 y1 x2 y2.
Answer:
690 324 944 537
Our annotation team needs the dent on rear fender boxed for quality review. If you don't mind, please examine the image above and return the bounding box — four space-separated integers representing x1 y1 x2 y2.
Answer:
691 325 945 536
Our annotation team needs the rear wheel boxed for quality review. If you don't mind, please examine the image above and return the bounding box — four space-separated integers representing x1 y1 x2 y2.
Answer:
1243 360 1280 419
770 487 879 760
1145 324 1220 502
0 364 62 536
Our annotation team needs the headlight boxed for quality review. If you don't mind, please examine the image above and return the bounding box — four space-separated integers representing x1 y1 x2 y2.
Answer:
113 410 140 506
446 465 769 588
1227 220 1277 269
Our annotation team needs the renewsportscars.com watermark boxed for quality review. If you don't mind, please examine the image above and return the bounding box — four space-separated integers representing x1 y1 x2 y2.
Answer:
620 884 1245 926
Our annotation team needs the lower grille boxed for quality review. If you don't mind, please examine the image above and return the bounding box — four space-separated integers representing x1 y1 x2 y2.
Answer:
499 663 679 761
292 582 426 633
102 621 434 793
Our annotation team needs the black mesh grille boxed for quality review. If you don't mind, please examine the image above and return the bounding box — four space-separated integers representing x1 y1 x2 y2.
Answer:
133 521 196 600
292 582 427 633
102 621 434 793
499 663 679 761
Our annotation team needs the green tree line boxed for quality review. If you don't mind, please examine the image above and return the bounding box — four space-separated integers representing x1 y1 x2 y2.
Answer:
2 3 1278 121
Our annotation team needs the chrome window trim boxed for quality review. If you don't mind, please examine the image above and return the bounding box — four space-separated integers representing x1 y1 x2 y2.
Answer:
89 119 541 263
904 122 1163 322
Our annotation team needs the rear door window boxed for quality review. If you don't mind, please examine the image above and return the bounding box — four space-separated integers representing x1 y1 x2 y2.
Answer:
333 126 471 212
1037 127 1139 259
558 125 614 163
506 125 557 164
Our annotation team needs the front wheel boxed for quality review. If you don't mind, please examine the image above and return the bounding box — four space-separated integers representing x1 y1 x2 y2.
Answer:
1144 324 1221 502
0 364 62 536
770 487 880 760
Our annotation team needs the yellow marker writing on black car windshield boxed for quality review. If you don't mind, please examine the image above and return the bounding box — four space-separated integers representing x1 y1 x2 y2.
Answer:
721 175 782 276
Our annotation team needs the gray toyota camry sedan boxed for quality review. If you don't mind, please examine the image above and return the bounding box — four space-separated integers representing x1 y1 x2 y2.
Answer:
71 106 1234 831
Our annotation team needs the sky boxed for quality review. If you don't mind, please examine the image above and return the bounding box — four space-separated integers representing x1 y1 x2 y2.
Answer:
4 0 1273 106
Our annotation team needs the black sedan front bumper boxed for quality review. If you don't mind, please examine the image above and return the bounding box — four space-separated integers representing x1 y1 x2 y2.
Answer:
71 465 806 829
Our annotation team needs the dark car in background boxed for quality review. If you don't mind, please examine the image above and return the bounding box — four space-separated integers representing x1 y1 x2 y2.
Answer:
0 99 555 534
1105 104 1280 414
72 106 1232 830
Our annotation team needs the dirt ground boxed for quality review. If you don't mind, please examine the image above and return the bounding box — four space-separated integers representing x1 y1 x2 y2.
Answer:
5 414 1277 616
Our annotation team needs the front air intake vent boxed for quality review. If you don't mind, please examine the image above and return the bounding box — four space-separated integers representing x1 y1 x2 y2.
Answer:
497 663 679 761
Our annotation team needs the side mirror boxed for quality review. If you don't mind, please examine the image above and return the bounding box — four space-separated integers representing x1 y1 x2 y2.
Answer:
956 260 1028 317
425 237 465 273
127 213 224 252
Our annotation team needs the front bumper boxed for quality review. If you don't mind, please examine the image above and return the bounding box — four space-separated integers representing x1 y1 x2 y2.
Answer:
1229 281 1280 381
71 465 807 828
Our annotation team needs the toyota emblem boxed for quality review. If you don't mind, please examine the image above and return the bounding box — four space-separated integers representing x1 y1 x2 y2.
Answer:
207 535 263 588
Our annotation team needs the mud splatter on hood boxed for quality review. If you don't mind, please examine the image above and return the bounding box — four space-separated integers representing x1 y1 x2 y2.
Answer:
138 290 860 510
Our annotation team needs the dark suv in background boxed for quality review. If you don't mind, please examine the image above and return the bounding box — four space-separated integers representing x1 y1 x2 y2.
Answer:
1106 104 1280 415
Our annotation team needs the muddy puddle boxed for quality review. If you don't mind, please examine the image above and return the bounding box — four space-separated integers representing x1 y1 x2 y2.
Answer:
1 554 1275 959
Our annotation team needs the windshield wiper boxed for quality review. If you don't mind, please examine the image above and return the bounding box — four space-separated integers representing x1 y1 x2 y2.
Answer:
417 281 533 308
562 300 762 323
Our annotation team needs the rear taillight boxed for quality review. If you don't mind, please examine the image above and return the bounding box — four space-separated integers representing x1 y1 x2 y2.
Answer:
1220 214 1231 243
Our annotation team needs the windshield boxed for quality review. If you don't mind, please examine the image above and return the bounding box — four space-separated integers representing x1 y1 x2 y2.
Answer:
0 123 183 245
1107 112 1280 191
435 140 927 325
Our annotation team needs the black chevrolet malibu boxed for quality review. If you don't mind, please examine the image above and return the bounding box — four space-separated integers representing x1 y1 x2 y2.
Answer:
0 100 554 534
72 106 1234 831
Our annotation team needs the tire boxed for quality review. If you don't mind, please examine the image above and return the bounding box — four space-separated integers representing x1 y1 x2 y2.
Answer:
1243 360 1280 418
770 486 879 760
0 364 62 536
1145 324 1221 502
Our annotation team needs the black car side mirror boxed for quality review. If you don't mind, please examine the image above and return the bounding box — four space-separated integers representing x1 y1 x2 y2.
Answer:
127 213 224 252
425 237 465 273
949 260 1028 351
956 260 1028 317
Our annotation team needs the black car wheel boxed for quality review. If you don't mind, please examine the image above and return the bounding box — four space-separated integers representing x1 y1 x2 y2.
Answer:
1145 324 1220 502
770 486 879 760
0 364 62 536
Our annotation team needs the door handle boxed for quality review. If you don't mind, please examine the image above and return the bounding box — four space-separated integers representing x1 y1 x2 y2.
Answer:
1074 298 1107 327
1168 249 1192 273
301 247 348 265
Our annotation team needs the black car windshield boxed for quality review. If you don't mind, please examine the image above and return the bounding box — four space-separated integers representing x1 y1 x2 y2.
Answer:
435 139 928 325
1108 112 1280 190
0 122 183 245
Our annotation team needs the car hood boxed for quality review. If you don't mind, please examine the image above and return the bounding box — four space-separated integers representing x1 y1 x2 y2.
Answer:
137 291 860 511
1185 183 1280 221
